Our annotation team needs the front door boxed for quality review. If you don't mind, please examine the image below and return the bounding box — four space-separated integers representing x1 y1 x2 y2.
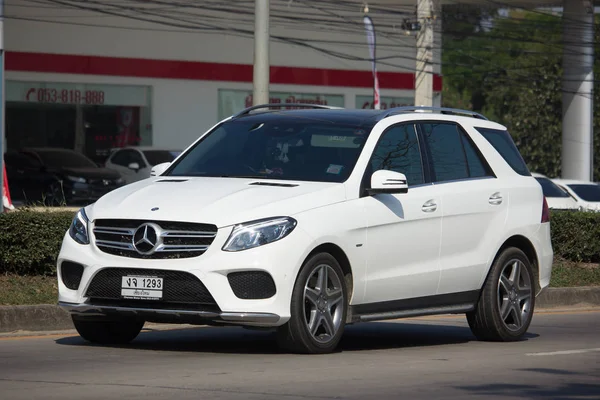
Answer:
363 123 442 305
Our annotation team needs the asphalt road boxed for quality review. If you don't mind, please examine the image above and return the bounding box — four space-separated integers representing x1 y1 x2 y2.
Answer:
1 310 599 400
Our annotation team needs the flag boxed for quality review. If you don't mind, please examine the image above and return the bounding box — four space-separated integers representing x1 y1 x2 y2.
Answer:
2 163 14 211
363 15 380 110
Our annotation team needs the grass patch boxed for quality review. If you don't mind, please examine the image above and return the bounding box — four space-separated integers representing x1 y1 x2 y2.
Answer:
0 261 599 306
0 275 58 306
550 259 600 288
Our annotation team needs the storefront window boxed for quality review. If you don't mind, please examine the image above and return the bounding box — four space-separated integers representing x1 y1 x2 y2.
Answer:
218 89 344 120
356 95 413 110
5 81 152 164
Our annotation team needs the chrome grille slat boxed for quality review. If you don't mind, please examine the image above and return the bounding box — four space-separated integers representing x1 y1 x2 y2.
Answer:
159 245 210 252
161 231 217 238
95 240 135 250
93 219 217 259
94 227 135 235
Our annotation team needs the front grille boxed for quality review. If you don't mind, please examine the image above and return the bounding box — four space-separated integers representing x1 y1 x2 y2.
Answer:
93 219 218 259
228 271 277 300
61 261 84 290
85 267 219 310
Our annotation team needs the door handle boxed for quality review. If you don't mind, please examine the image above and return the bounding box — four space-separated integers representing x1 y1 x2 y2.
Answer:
422 199 437 213
489 192 503 205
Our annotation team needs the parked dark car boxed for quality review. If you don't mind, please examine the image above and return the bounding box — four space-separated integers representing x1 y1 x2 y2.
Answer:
4 147 125 206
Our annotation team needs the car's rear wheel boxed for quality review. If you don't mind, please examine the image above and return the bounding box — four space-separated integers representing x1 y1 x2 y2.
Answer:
277 252 348 354
72 316 145 345
467 247 535 341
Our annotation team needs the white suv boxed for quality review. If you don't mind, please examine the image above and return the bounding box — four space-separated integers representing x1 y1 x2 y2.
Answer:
57 105 553 354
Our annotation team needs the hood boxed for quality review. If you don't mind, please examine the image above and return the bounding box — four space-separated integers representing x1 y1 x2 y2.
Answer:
88 177 346 227
60 167 121 180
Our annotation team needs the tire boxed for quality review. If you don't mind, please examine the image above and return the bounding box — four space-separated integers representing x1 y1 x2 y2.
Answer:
277 252 348 354
72 316 145 345
467 247 535 342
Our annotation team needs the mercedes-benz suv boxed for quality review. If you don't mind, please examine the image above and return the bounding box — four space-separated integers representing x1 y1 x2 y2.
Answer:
57 105 553 354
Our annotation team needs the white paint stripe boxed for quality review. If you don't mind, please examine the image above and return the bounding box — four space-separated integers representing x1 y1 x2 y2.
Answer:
526 348 600 356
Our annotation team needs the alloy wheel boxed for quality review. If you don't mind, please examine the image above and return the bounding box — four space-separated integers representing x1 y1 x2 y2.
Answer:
303 264 345 344
497 259 533 332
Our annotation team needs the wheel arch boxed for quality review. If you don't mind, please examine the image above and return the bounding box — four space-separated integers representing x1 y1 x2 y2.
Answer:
304 243 354 303
486 235 540 294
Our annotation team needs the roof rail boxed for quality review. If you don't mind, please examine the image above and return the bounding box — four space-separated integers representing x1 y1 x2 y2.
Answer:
232 103 341 118
379 106 488 121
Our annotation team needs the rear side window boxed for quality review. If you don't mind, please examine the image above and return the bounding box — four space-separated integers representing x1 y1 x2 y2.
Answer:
421 123 494 183
475 127 531 176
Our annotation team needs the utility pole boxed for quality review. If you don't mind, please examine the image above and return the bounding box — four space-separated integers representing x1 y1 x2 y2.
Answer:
0 0 5 214
414 0 437 107
561 0 594 181
252 0 270 106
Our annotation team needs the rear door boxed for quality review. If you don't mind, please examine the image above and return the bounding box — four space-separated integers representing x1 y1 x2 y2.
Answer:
418 122 509 296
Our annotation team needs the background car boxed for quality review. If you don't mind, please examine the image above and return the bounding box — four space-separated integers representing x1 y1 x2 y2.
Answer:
552 179 600 211
4 147 124 206
531 173 579 210
105 146 182 184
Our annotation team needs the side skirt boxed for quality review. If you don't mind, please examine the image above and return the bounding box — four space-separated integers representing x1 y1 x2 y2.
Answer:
347 290 480 324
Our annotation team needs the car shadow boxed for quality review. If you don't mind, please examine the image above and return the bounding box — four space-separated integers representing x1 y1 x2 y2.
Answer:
455 381 600 400
54 321 539 355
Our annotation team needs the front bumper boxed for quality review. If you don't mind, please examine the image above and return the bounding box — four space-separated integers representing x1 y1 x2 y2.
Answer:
59 301 280 327
57 222 315 327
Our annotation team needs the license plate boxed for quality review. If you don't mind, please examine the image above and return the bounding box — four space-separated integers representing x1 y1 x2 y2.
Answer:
121 276 163 300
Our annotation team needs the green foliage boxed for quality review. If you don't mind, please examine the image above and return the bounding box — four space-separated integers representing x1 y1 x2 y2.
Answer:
442 9 600 180
550 210 600 263
0 210 75 275
0 207 599 279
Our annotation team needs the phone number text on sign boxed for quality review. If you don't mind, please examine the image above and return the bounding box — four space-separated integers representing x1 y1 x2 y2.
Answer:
27 88 105 105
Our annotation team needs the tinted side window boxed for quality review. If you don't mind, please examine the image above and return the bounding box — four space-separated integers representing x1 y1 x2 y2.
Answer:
535 177 569 198
422 123 493 183
370 124 424 186
475 127 531 176
110 150 129 166
461 132 493 178
129 150 146 167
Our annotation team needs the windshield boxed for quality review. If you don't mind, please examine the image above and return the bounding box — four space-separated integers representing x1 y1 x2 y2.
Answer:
535 177 569 198
567 184 600 202
143 150 181 166
167 119 371 183
33 150 97 169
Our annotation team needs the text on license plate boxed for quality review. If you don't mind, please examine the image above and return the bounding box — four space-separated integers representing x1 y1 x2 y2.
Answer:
121 276 163 300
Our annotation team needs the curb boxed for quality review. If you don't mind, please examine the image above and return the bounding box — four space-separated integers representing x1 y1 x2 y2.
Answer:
535 287 600 309
1 287 599 334
0 305 72 333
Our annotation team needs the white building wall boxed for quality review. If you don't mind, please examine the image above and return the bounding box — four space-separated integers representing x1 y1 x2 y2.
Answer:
4 1 421 150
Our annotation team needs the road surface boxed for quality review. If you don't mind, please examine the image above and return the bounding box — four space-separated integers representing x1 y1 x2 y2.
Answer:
1 310 599 399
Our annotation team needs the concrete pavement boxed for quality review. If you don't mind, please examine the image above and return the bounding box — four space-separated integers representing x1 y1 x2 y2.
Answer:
1 310 599 399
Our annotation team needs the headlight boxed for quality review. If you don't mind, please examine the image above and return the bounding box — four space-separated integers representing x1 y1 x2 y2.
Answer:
69 208 90 245
222 217 297 252
66 175 86 183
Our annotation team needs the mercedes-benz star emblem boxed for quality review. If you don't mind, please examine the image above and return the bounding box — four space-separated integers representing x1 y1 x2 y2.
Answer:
132 223 159 254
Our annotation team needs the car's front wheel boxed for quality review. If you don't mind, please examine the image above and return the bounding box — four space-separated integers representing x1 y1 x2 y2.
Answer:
72 316 145 345
277 252 348 354
467 247 535 341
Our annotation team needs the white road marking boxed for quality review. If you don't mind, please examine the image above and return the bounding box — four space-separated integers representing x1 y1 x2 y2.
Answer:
526 348 600 356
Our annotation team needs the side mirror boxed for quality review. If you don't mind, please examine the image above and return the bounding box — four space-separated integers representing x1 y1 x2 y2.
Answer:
150 162 171 177
128 162 140 171
368 170 408 195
